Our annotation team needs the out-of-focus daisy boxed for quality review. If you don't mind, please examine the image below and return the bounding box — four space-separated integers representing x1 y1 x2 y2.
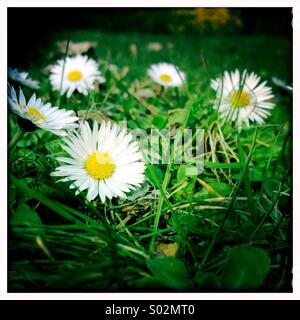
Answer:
57 40 97 55
52 121 146 202
49 55 105 98
8 67 40 89
147 42 163 52
211 69 275 127
147 63 185 87
8 85 79 136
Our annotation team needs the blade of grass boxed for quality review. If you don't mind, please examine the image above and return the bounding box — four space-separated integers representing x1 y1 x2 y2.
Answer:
58 202 101 225
248 182 283 241
115 212 146 251
237 135 256 218
148 149 174 254
204 161 241 169
57 31 71 108
12 177 83 225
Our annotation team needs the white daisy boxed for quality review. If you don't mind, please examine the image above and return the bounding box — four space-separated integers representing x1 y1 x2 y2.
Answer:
8 67 40 89
211 69 275 127
147 63 185 87
52 121 146 202
8 84 79 136
49 55 105 98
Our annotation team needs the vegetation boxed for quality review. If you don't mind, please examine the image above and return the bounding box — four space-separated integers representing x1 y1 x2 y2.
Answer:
8 31 292 292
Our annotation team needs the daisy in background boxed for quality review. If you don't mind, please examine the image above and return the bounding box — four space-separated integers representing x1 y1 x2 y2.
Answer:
51 121 146 202
211 69 275 128
147 63 185 87
8 67 40 89
8 84 79 136
50 55 105 98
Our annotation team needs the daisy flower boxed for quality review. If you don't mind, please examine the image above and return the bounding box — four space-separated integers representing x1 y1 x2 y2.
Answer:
52 121 146 202
49 55 105 97
8 67 40 89
8 84 79 136
147 63 185 87
211 69 275 128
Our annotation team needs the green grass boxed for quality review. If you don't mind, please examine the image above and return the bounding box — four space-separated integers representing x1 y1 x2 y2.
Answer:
8 31 292 292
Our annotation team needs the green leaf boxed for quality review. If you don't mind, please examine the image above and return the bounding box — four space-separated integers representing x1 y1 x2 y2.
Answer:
208 181 232 196
152 113 168 129
11 204 42 226
16 148 37 161
17 133 38 147
248 166 264 182
174 165 197 200
168 108 188 126
263 178 281 198
146 257 192 290
12 177 85 225
145 165 164 185
45 139 63 154
222 245 271 291
194 180 232 199
123 95 135 113
176 165 197 181
194 272 222 290
14 177 34 204
204 161 241 169
176 214 214 235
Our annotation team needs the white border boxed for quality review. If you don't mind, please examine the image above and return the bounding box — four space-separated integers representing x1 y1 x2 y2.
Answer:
1 0 298 300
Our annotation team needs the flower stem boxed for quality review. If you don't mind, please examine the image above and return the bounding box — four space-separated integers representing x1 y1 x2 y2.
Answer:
57 31 72 107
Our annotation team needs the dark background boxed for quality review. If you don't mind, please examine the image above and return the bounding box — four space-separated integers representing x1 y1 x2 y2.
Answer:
8 8 292 35
8 8 292 66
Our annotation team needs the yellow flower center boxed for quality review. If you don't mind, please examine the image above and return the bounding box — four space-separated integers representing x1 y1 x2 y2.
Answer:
67 70 83 82
85 151 115 180
230 90 250 108
27 107 46 122
159 74 172 83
